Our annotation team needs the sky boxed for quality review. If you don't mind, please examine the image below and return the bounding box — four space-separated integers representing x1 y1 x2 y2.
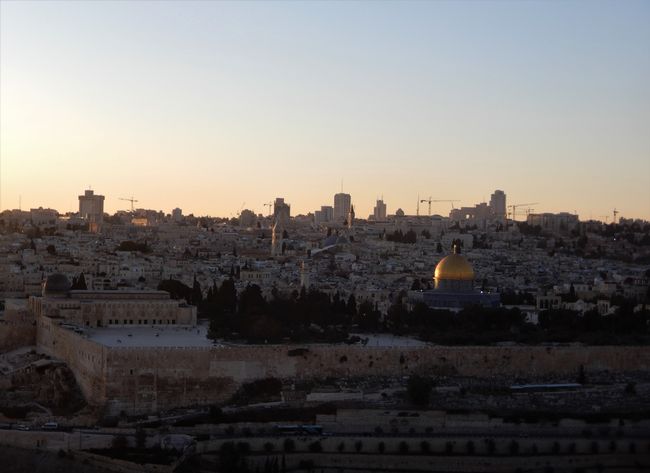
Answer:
1 0 649 220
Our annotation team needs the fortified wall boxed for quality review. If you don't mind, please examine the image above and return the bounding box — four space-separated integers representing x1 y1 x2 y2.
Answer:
0 307 36 352
21 275 650 416
37 316 107 403
41 319 650 415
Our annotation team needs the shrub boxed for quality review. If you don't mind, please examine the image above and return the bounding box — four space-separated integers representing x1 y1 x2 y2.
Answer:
283 438 295 453
308 441 322 453
445 441 454 454
135 429 146 449
355 441 363 452
591 441 599 454
378 442 385 454
407 375 432 406
509 440 519 455
420 441 430 454
337 442 345 452
485 439 496 455
399 441 409 454
111 434 128 450
264 442 274 453
466 441 475 454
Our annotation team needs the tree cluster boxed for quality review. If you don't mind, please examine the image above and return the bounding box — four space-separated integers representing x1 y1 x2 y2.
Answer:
158 277 650 345
385 300 650 345
385 229 417 244
116 240 151 253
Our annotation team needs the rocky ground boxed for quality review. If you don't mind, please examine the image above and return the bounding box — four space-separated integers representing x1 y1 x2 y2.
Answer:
0 348 86 421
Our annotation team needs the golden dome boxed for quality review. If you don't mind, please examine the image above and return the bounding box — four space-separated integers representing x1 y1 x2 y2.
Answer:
434 247 475 281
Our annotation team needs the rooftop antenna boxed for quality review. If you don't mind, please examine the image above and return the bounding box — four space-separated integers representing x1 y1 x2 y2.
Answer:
416 194 420 217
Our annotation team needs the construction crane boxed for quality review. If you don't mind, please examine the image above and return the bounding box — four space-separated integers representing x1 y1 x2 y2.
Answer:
613 208 619 224
507 202 539 222
419 197 460 216
119 196 139 212
263 202 273 217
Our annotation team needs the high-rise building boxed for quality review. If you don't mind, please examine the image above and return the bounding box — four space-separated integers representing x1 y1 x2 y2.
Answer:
78 189 105 224
373 199 387 221
314 205 333 225
273 198 290 223
489 190 506 219
172 208 183 222
333 193 351 222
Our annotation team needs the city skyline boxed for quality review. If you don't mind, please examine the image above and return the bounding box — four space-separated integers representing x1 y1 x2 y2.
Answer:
1 1 649 220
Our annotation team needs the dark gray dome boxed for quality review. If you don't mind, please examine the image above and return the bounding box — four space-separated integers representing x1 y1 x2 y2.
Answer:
42 273 71 296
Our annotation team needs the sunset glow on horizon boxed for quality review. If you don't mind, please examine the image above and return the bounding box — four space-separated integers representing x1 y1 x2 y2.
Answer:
1 1 649 220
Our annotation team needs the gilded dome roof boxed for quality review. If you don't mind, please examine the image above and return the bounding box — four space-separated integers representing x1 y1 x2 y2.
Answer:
434 246 475 281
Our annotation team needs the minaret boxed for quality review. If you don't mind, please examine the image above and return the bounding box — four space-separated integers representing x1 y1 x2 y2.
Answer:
347 204 355 230
271 220 283 257
271 209 289 257
300 260 310 289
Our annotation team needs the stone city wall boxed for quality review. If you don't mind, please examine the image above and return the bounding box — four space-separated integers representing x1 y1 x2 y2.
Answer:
33 321 650 415
37 317 107 404
0 310 36 352
99 343 650 415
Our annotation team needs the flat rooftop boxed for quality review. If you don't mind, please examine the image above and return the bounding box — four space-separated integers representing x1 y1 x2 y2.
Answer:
80 324 219 348
67 326 430 349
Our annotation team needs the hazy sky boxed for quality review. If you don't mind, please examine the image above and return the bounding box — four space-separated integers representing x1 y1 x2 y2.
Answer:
1 1 649 220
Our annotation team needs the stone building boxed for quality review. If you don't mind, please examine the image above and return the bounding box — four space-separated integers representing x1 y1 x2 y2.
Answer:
29 274 196 328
